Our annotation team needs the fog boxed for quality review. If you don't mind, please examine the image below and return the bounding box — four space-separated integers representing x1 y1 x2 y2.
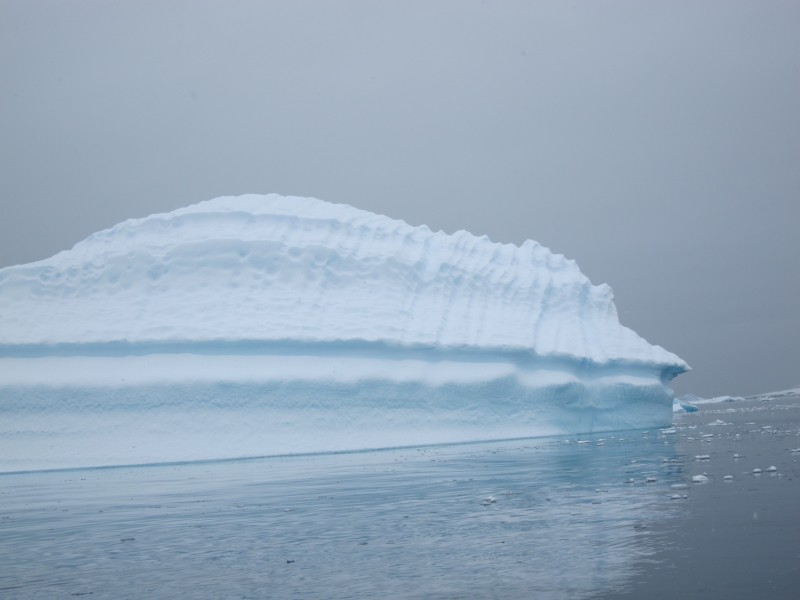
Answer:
1 0 798 396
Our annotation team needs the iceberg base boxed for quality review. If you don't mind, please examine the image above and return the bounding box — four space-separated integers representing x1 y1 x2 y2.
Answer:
0 351 675 472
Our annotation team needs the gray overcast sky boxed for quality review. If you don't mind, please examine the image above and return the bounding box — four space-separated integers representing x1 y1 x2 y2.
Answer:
1 0 798 397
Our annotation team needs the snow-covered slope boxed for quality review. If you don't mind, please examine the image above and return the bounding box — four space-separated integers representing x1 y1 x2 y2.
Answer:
0 194 688 471
0 194 685 368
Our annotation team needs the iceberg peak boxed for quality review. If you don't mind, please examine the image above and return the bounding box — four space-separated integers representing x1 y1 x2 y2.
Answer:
0 193 686 372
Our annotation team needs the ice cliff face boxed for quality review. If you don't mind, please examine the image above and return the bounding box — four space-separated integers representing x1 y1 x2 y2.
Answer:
0 194 688 471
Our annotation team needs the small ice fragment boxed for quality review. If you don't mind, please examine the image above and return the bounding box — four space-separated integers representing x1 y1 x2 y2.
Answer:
661 428 676 435
633 522 648 530
767 466 777 472
481 496 497 506
671 483 690 490
723 475 733 481
733 453 741 459
692 475 709 483
625 478 635 484
646 476 657 483
752 468 762 474
695 455 710 460
577 440 590 445
670 494 685 500
701 433 714 438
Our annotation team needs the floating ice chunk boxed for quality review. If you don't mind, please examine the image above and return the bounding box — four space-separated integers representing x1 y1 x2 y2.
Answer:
670 483 690 490
695 455 710 460
767 466 777 472
675 394 701 413
723 475 733 481
481 496 497 506
752 468 762 474
733 453 741 459
707 420 730 427
645 476 657 483
692 395 744 405
661 428 676 435
691 475 709 483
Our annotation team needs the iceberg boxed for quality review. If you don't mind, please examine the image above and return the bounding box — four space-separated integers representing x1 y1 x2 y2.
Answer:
0 194 688 471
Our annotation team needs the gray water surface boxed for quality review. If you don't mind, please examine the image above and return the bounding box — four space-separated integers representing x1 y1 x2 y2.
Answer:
1 394 798 599
599 393 800 599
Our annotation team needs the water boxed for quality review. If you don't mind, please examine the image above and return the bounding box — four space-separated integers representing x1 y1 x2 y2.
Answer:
1 394 798 599
600 393 800 599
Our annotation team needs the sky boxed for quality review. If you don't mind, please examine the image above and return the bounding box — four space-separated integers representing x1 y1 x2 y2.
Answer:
1 0 798 397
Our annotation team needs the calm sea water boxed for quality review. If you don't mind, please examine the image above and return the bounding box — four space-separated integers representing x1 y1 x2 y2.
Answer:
1 394 798 599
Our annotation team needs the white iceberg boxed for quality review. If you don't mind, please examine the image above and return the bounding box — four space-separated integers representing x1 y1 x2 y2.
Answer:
0 194 688 471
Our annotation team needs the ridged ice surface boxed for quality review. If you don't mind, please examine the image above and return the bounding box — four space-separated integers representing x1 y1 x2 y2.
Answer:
0 194 684 368
0 194 688 471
